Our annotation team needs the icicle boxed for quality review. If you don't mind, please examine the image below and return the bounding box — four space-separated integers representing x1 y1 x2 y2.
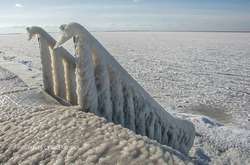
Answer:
108 66 124 125
122 84 135 131
92 49 113 121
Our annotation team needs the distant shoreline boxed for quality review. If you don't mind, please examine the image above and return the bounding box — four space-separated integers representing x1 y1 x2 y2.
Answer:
97 30 250 33
1 30 250 35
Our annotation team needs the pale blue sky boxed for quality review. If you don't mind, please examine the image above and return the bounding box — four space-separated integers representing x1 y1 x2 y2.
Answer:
0 0 250 32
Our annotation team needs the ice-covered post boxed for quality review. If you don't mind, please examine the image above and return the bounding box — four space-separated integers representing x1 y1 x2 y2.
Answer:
55 25 99 113
27 27 54 95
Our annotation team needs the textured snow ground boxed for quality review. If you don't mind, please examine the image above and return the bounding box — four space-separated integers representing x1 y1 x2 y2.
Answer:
0 105 192 164
0 32 250 164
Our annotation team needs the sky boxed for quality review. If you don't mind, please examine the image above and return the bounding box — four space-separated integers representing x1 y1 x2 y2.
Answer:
0 0 250 32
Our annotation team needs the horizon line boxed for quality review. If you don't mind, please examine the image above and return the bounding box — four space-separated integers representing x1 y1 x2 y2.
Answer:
1 30 250 35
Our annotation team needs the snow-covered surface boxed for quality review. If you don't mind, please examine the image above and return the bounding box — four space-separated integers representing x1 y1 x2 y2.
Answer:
177 113 250 164
0 105 192 165
0 32 250 164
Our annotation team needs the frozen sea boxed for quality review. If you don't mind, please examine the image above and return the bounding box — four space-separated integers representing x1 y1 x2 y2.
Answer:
0 31 250 164
0 31 249 130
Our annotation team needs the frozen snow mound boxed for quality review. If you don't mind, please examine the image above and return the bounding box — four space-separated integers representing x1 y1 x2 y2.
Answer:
27 23 195 154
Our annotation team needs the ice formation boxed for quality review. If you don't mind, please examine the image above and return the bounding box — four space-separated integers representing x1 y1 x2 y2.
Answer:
27 23 195 154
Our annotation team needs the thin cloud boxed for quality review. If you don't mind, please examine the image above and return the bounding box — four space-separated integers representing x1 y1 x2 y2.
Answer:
15 3 24 8
133 0 143 3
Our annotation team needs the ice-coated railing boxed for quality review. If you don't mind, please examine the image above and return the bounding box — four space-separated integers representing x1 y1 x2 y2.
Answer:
27 23 195 154
27 27 77 105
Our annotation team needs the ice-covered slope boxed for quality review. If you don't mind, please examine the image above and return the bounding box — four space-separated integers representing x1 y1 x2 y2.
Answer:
0 67 192 164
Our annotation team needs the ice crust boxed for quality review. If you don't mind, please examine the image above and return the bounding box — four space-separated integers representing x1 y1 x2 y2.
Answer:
0 105 192 165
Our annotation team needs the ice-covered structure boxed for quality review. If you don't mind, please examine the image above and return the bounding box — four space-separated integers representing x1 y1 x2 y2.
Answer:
27 23 195 154
0 66 192 164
